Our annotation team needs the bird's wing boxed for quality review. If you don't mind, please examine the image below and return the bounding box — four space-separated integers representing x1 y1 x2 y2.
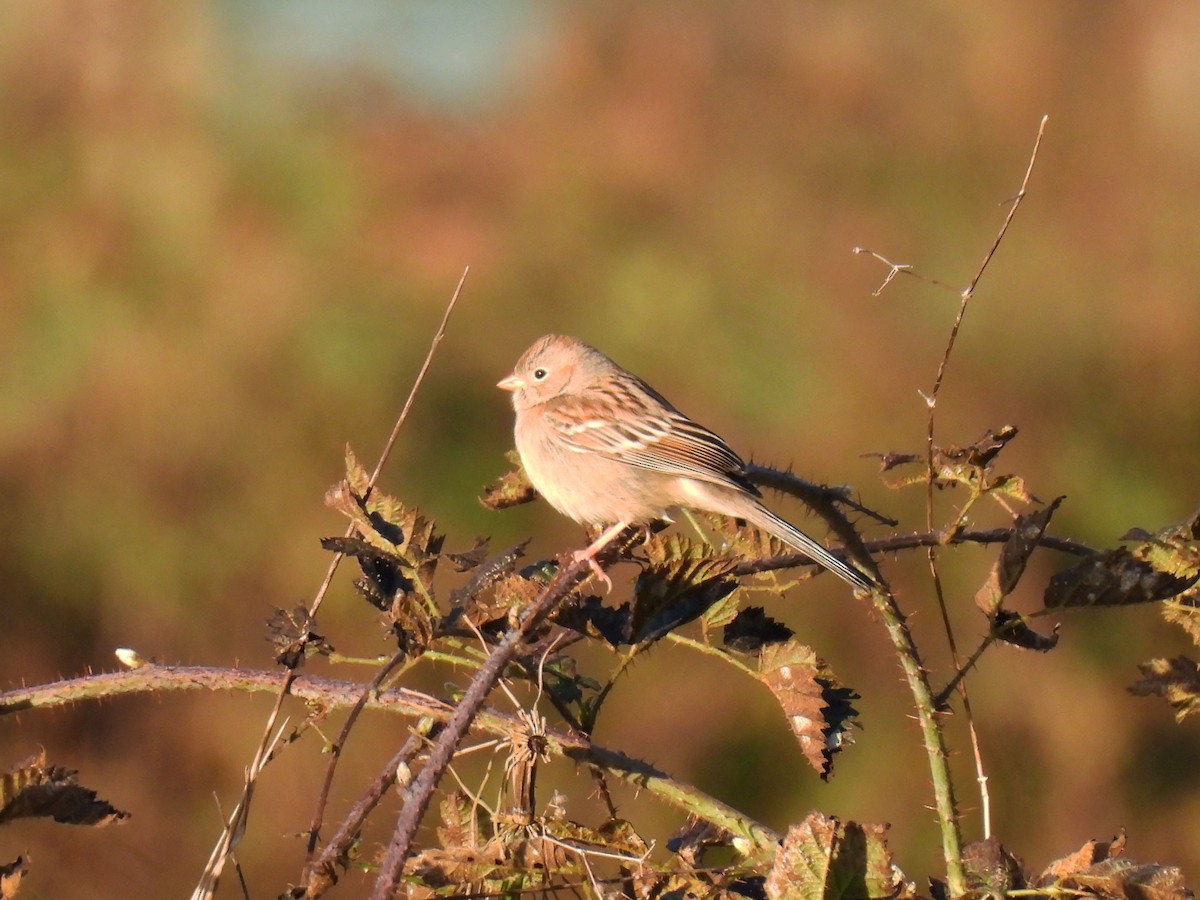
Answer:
542 376 759 494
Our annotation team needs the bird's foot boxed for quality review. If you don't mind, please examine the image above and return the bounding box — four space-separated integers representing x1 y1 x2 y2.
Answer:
572 548 612 593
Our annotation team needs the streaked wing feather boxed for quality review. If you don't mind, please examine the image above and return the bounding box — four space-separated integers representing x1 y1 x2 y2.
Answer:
545 376 755 492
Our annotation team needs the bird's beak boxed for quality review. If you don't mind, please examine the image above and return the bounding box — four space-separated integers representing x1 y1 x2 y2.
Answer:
496 373 522 392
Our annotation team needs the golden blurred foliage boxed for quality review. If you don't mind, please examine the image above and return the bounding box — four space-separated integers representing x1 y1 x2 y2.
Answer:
2 2 1200 895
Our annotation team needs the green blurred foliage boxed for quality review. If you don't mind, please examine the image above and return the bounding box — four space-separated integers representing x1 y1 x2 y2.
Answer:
2 2 1199 895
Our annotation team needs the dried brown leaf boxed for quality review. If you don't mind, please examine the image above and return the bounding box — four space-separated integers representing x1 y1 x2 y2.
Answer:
436 792 481 851
872 451 923 473
343 445 372 498
939 425 1019 469
479 454 537 511
404 846 503 890
759 643 859 779
975 498 1064 614
449 539 530 608
1048 857 1191 900
668 817 734 868
1037 830 1127 884
962 837 1025 894
1091 859 1189 898
0 857 26 900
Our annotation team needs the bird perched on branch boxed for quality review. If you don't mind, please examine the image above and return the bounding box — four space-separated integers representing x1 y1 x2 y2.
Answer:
498 334 872 591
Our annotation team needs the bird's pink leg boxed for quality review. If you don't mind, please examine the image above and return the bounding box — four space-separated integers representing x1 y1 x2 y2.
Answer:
572 521 630 591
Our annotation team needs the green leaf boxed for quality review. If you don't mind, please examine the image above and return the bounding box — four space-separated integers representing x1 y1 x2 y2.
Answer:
766 813 906 900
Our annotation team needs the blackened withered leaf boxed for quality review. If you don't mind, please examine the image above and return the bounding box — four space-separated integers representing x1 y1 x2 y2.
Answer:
532 656 601 709
553 595 632 647
0 754 129 827
1129 657 1200 721
759 643 859 780
1045 548 1197 609
939 425 1019 469
445 537 490 573
449 540 530 607
635 577 737 644
991 610 1060 652
871 451 922 473
266 606 333 668
322 536 414 611
724 607 795 654
325 457 445 588
975 497 1064 615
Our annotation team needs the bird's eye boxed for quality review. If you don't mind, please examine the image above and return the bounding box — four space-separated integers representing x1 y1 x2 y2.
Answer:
532 367 548 381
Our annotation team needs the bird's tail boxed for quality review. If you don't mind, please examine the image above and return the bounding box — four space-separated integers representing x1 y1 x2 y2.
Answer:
742 503 873 591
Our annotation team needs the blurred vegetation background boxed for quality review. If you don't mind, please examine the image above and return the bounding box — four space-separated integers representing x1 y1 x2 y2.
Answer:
2 1 1199 896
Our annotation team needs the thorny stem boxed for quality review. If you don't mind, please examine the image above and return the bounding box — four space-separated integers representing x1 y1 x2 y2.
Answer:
371 559 592 899
0 663 780 859
190 269 469 900
920 119 1047 888
301 728 435 898
859 115 1047 896
862 578 965 892
303 649 408 865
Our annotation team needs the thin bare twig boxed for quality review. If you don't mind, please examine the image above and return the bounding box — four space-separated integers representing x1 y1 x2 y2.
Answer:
919 117 1047 855
854 115 1049 895
302 649 408 865
301 728 435 898
190 268 469 900
728 524 1089 579
311 265 470 620
851 247 960 296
